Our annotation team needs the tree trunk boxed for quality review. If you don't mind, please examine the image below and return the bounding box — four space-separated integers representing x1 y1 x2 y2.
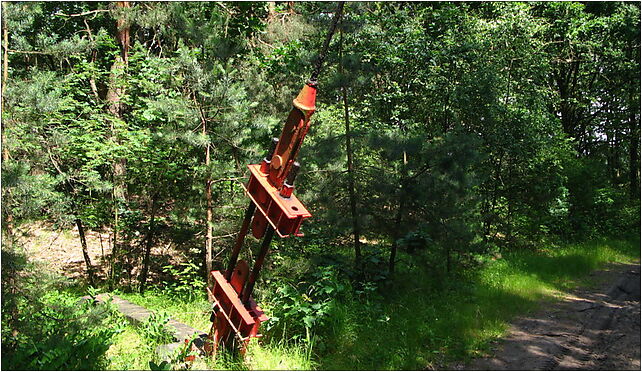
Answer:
193 91 214 286
106 1 130 120
389 151 408 276
2 3 14 242
339 30 362 269
106 1 131 289
388 201 404 276
205 134 214 286
107 4 129 202
446 243 451 274
554 61 581 146
76 218 95 286
2 2 9 134
109 203 118 291
442 93 450 133
2 1 8 121
628 41 640 200
139 194 158 293
343 84 362 269
613 128 622 185
483 152 503 240
630 115 639 199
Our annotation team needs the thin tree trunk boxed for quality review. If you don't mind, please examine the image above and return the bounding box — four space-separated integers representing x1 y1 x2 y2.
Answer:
505 161 515 242
389 151 408 276
343 81 362 269
109 201 119 290
107 229 115 290
629 41 640 200
2 3 7 100
388 202 404 276
484 152 503 240
191 91 214 286
613 128 622 185
606 103 612 180
442 93 449 133
629 95 640 200
2 3 14 242
139 194 158 293
2 1 8 119
446 243 451 274
205 138 214 286
76 218 95 286
106 1 130 289
339 30 361 268
481 196 490 240
99 231 105 260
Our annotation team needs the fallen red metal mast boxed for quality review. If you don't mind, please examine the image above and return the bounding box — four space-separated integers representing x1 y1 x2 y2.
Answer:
204 2 345 356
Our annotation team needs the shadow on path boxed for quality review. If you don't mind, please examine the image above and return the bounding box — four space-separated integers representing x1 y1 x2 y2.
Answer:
463 262 640 371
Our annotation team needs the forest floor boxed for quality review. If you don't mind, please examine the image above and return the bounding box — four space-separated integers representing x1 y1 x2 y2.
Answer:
14 222 641 370
15 222 185 284
451 261 641 371
17 222 112 279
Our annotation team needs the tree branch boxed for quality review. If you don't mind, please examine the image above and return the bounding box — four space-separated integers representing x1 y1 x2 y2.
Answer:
8 49 51 55
54 9 110 18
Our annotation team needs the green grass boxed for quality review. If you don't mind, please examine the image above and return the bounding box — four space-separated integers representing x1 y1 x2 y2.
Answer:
109 291 316 370
319 235 640 370
105 236 639 370
115 291 212 331
243 339 317 370
106 328 150 370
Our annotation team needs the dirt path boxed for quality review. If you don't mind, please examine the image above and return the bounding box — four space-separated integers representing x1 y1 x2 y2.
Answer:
461 262 640 370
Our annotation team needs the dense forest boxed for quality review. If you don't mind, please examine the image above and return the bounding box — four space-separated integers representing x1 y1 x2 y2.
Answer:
1 1 640 370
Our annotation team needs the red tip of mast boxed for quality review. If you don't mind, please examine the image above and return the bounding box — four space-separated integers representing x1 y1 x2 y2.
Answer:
293 81 317 118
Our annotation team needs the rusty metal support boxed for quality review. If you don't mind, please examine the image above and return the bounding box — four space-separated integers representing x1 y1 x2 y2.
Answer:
279 162 300 198
241 225 275 304
225 137 280 281
225 201 256 281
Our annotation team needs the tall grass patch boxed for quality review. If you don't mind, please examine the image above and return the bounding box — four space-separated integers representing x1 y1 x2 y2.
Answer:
319 236 639 370
116 291 211 331
106 237 638 370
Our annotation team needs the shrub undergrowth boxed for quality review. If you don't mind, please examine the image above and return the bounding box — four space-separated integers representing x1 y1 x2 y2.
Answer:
76 236 641 370
1 248 126 370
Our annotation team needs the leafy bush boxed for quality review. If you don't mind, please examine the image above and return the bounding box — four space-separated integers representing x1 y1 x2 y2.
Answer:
160 262 207 301
265 266 349 340
562 157 639 238
1 249 124 370
141 311 175 346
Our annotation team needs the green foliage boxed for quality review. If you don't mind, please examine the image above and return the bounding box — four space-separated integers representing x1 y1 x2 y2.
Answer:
564 157 641 237
265 265 349 340
160 263 207 302
149 360 173 371
319 236 639 370
2 1 640 370
141 311 175 346
1 248 124 370
243 338 317 370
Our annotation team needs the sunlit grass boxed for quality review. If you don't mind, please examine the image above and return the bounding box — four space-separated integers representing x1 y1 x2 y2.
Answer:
116 291 211 331
110 291 315 370
320 236 640 370
244 339 317 370
106 328 150 370
106 236 639 370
